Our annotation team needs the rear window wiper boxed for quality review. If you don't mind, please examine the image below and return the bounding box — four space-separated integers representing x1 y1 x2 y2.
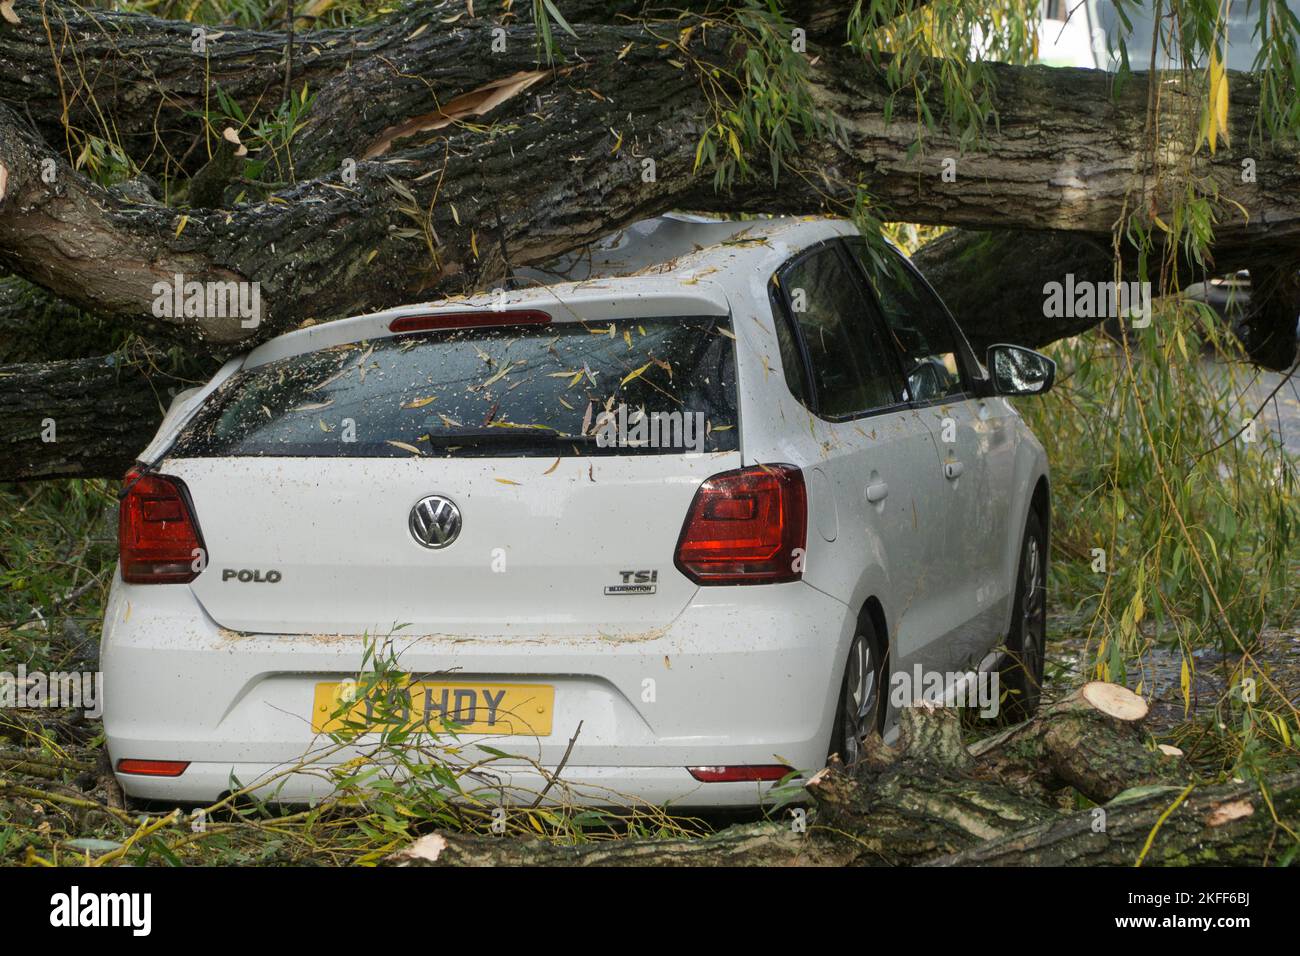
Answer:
420 428 596 448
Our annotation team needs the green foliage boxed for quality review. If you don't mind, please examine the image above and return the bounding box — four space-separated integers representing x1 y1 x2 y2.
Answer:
1251 0 1300 139
532 0 580 63
0 480 117 675
694 0 840 190
190 82 317 196
72 135 136 189
848 0 1038 149
1019 302 1299 777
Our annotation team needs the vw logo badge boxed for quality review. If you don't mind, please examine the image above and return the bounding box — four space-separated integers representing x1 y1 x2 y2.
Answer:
409 495 462 549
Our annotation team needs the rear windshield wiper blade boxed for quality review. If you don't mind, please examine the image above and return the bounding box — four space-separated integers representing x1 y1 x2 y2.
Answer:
420 428 596 447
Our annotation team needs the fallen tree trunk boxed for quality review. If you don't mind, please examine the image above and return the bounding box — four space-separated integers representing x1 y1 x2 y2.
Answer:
912 229 1117 354
928 773 1300 866
383 683 1297 867
967 681 1180 803
1 0 1298 482
3 3 1297 345
913 229 1300 368
0 0 854 165
0 351 186 480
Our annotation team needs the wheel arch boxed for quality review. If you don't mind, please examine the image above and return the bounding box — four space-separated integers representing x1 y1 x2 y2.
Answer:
859 595 891 668
1029 474 1050 576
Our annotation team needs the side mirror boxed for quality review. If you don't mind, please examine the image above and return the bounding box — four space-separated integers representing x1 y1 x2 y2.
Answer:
986 344 1056 396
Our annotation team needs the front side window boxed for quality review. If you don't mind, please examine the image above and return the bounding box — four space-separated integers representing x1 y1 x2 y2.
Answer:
775 244 907 419
847 240 966 403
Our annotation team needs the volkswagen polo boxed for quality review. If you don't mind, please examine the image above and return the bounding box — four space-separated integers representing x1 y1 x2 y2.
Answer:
102 214 1055 807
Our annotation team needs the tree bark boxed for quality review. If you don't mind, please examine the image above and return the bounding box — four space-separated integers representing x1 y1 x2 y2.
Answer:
911 229 1117 354
0 22 724 346
0 277 136 363
929 773 1300 866
0 350 185 480
914 228 1300 368
967 682 1181 804
0 0 852 170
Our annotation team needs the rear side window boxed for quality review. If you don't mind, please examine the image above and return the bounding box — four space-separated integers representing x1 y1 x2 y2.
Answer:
768 278 812 409
776 244 906 419
172 316 739 458
846 240 966 403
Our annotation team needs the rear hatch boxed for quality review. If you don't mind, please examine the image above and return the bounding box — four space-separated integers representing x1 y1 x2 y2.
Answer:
163 300 742 636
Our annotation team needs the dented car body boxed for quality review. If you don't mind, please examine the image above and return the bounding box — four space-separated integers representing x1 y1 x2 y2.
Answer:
102 214 1054 807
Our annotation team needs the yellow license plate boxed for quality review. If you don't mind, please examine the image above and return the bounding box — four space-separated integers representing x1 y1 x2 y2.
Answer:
312 680 554 736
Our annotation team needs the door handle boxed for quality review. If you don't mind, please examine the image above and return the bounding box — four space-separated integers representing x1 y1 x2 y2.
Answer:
944 461 964 480
866 481 889 503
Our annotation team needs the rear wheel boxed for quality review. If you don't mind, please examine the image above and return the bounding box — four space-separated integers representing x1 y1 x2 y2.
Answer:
999 510 1047 722
830 616 887 766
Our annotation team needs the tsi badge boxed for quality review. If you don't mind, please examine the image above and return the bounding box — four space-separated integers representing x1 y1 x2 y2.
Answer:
605 569 658 596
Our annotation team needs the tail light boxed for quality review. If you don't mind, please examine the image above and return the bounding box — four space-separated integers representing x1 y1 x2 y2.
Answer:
119 469 205 584
674 464 807 585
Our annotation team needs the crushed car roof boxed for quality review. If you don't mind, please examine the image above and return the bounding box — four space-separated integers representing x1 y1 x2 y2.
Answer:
240 214 852 368
514 213 810 283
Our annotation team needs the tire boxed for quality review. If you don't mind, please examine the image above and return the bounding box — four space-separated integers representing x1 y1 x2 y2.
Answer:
829 614 888 766
999 509 1048 722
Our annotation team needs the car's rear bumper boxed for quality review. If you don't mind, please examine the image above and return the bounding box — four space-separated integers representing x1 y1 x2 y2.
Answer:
101 575 854 808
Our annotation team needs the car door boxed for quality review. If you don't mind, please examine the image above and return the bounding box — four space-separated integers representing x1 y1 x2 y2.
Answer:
772 241 952 680
844 239 1017 669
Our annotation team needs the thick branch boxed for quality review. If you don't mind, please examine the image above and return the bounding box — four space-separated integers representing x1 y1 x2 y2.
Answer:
0 0 851 166
929 772 1300 866
806 52 1300 261
0 352 181 480
3 20 1297 346
0 2 1296 484
0 23 723 345
0 0 461 160
912 229 1116 355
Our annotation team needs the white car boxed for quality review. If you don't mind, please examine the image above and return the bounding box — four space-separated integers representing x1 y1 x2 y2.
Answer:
102 214 1054 808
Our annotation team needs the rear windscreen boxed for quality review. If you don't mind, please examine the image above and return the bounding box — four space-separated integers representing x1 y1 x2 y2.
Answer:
171 316 739 458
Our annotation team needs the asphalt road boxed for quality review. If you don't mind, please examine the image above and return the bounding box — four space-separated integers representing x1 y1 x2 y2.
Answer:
1210 360 1300 459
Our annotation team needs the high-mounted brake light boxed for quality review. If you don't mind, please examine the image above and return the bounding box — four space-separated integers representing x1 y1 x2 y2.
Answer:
116 759 190 777
388 310 551 333
119 469 205 584
687 765 792 783
674 464 807 585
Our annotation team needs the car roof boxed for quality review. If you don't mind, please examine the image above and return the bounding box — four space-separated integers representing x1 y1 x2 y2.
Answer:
242 214 857 369
513 213 846 283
